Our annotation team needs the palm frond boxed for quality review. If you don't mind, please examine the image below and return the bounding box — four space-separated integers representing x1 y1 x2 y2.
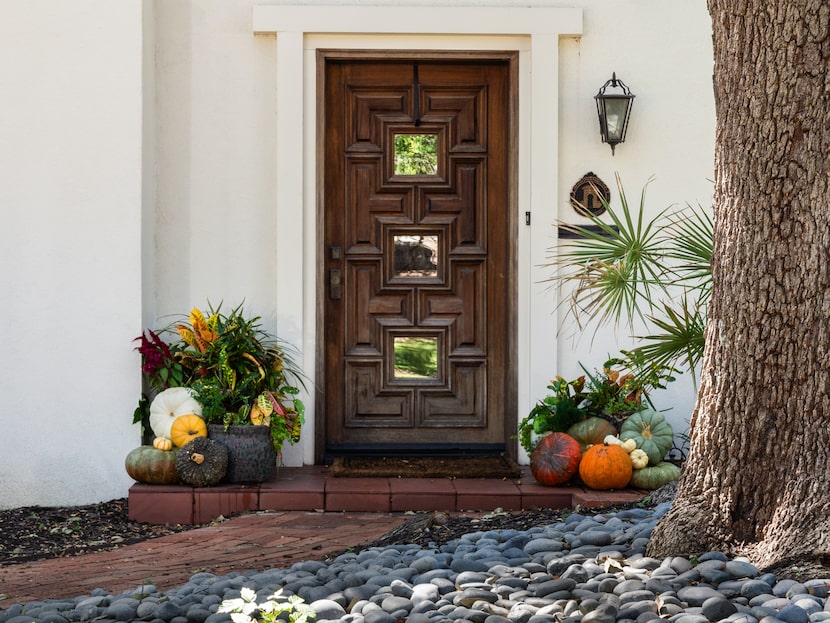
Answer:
662 204 713 293
549 177 713 379
630 298 707 384
550 175 669 329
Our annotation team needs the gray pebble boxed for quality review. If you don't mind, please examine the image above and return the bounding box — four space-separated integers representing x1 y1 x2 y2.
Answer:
618 590 657 606
185 609 211 623
155 602 182 621
103 603 137 622
741 580 775 599
309 599 347 620
805 581 830 599
525 538 565 556
673 616 711 623
774 581 803 597
792 599 822 615
777 605 810 623
362 609 397 623
580 531 614 547
582 603 618 623
726 561 761 579
455 588 498 607
701 596 738 621
679 586 727 607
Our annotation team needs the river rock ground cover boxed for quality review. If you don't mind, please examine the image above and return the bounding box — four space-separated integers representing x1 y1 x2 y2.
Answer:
2 483 829 623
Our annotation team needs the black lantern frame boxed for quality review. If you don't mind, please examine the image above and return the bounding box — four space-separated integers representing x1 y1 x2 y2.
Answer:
594 73 635 154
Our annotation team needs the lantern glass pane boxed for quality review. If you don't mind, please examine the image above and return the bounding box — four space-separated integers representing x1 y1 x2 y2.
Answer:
604 98 630 141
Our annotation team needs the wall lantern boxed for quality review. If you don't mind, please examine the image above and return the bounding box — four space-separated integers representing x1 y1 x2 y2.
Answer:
594 72 635 154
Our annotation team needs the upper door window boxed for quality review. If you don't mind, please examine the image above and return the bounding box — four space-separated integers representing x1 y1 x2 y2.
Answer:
394 133 438 175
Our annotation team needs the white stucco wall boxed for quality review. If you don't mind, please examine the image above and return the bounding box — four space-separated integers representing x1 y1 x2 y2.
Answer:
0 1 145 509
0 0 713 508
554 3 714 451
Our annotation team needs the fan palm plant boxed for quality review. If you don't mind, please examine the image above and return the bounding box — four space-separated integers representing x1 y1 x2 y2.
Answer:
551 175 713 381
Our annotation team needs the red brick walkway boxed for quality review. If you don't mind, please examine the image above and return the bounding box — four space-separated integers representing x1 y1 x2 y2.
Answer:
0 470 645 608
0 511 407 607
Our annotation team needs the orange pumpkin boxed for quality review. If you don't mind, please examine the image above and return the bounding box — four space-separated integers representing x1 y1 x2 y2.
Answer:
169 414 208 448
578 443 633 490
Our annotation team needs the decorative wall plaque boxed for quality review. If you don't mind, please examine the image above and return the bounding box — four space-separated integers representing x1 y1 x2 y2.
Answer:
570 172 610 217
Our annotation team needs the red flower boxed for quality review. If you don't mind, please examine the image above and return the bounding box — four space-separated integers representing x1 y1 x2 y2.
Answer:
134 330 174 376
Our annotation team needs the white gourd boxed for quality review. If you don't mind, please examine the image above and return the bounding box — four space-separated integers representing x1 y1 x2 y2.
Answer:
149 387 202 439
629 448 649 469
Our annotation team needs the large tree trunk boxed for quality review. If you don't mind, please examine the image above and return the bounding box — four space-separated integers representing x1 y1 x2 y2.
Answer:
647 1 830 577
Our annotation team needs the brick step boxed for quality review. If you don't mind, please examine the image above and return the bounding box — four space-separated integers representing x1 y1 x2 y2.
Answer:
128 465 647 525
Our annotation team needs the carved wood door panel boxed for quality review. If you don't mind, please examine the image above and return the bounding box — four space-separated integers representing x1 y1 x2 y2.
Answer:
322 56 514 453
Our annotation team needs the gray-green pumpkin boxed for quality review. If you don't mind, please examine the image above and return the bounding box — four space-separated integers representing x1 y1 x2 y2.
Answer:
628 461 681 489
125 446 180 485
566 417 618 452
619 409 674 466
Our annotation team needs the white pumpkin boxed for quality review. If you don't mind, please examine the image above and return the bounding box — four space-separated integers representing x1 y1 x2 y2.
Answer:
149 387 202 439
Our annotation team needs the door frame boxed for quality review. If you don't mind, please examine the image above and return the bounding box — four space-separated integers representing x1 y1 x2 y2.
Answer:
250 6 584 465
319 51 518 456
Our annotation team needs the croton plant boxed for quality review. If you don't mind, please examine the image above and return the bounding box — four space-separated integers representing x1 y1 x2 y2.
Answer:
133 302 306 454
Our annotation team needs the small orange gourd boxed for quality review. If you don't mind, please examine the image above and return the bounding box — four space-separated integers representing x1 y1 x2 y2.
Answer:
169 414 208 448
578 443 633 490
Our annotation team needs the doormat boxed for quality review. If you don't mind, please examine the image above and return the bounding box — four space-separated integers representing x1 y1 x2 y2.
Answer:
329 455 523 479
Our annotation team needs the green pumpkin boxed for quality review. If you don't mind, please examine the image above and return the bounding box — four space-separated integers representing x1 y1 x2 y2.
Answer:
125 446 180 485
629 461 681 489
566 417 618 452
619 409 674 465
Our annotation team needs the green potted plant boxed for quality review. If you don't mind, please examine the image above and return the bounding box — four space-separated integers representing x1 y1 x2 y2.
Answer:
518 351 676 456
517 375 587 457
134 302 306 482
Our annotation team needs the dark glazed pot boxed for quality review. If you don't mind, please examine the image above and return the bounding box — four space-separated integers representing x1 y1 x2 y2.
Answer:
208 424 276 483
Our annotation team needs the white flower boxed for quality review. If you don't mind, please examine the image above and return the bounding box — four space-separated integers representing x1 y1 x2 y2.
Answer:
218 585 317 623
218 587 259 616
258 589 286 613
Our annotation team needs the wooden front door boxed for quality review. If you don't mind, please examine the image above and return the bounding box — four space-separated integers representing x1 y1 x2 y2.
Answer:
321 54 516 455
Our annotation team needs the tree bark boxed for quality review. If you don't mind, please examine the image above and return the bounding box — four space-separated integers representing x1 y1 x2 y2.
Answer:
647 0 830 577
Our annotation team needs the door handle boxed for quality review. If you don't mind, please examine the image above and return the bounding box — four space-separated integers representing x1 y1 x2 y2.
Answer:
330 268 342 300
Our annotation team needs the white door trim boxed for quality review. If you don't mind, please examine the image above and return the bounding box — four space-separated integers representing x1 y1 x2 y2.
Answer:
253 6 582 35
252 5 583 465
